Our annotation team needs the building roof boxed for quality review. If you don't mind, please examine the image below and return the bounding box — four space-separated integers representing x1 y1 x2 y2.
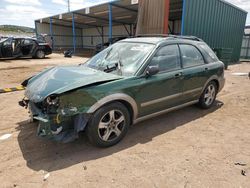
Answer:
36 0 138 29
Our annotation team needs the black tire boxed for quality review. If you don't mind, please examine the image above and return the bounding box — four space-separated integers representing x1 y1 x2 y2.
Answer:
35 50 45 59
198 81 218 109
86 102 130 147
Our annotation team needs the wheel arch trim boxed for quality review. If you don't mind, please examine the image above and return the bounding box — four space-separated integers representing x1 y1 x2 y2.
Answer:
87 93 138 120
201 75 220 94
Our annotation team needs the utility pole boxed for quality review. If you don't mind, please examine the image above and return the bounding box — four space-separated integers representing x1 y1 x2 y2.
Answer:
67 0 70 12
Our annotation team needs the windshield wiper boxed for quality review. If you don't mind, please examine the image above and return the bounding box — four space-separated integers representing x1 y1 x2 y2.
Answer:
103 64 117 73
116 51 123 75
104 47 113 60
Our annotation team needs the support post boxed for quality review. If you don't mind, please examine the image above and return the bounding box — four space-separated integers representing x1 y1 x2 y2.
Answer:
163 0 170 34
108 3 113 44
49 17 54 49
34 21 38 38
181 0 186 35
72 13 76 53
130 24 133 36
101 26 104 48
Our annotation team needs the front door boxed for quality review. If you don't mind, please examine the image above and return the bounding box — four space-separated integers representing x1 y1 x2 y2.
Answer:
134 44 184 117
1 38 13 58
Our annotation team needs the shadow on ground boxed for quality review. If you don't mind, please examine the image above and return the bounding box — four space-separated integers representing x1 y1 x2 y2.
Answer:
0 57 50 63
16 101 223 172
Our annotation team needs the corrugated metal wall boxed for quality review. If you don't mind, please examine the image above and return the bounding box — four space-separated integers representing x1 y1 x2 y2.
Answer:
136 0 168 35
182 0 247 62
36 22 82 49
82 25 131 48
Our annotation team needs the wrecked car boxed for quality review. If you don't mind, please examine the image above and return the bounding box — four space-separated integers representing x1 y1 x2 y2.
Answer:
95 36 127 54
0 37 52 59
19 36 225 147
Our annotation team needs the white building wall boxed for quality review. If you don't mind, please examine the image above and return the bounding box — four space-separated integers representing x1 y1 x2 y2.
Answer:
81 25 131 48
36 22 82 49
36 22 133 49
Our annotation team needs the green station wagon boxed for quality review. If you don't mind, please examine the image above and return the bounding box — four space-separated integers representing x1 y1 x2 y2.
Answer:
19 36 225 147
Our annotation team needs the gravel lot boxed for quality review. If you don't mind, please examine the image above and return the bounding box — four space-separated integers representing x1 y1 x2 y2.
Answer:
0 54 249 188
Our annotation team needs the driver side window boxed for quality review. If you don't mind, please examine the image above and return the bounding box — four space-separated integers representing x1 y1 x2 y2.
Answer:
149 44 181 73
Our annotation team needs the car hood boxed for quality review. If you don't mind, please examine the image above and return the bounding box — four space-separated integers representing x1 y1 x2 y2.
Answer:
25 65 123 102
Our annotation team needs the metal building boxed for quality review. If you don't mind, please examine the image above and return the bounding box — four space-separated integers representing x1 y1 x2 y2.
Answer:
35 0 247 62
241 26 250 59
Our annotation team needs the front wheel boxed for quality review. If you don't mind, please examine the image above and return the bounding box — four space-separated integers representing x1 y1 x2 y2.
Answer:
86 102 130 147
198 81 217 109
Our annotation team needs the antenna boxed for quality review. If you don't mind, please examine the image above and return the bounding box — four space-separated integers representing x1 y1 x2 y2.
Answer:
67 0 70 12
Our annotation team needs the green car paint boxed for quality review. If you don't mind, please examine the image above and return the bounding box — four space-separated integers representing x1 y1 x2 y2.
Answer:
25 65 123 103
21 37 225 142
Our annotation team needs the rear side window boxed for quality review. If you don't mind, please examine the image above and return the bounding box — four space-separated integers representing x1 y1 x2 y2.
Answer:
199 43 219 62
23 39 33 45
179 44 205 68
149 44 181 73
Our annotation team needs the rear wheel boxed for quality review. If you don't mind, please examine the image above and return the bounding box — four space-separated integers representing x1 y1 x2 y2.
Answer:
86 102 130 147
35 50 45 59
198 81 217 109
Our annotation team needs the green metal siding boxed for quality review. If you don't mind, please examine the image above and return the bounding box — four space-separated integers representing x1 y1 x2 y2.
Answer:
182 0 247 62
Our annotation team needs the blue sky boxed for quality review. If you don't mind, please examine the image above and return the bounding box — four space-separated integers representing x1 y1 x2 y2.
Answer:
0 0 249 28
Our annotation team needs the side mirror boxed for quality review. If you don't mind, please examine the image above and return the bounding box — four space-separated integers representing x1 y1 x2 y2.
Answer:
146 65 159 77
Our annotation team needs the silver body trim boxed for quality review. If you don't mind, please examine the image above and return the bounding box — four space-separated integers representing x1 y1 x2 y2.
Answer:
141 93 182 107
134 100 198 124
87 93 138 120
183 87 202 95
141 87 202 107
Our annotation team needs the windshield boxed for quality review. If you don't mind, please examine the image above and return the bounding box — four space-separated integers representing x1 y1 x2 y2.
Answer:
83 42 155 76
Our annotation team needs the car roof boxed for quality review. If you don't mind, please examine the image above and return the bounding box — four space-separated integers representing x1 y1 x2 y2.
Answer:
120 36 204 46
122 37 165 44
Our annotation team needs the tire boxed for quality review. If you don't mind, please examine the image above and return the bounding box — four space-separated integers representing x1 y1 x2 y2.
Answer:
198 81 218 109
35 50 45 59
86 102 130 147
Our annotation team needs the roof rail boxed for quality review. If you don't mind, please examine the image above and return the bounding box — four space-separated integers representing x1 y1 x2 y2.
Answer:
135 34 169 37
168 35 204 42
135 34 203 42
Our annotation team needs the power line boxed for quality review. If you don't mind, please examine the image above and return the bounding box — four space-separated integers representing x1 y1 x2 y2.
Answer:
68 0 70 12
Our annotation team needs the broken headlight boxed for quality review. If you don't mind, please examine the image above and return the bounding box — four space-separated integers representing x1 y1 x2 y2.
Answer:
46 95 59 106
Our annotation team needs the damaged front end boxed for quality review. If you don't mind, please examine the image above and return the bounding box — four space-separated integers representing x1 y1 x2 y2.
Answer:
19 95 91 143
18 65 123 143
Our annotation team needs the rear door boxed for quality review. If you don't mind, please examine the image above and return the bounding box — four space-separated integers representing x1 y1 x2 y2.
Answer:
179 44 208 103
21 39 35 56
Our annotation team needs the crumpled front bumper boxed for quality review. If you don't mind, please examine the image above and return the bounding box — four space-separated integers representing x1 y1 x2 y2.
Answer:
20 100 91 143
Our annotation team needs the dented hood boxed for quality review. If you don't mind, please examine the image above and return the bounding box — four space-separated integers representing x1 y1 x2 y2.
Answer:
25 65 123 102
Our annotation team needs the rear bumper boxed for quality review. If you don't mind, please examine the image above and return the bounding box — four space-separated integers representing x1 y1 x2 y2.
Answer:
218 77 225 93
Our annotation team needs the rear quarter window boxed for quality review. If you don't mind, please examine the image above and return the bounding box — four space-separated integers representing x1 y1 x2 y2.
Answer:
199 43 219 62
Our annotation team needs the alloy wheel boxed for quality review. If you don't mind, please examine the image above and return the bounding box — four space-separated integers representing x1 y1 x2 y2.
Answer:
204 84 216 106
98 110 125 142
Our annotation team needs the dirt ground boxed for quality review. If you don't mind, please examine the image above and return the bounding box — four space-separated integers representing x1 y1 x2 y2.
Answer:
0 54 249 188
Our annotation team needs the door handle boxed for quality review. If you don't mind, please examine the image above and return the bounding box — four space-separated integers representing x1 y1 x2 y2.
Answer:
205 67 209 71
